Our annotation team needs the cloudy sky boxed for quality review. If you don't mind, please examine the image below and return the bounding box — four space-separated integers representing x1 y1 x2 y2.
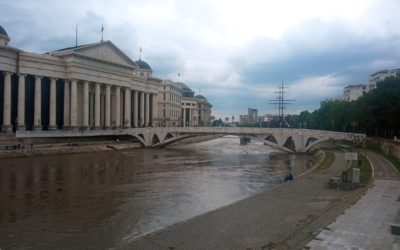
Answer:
1 0 400 119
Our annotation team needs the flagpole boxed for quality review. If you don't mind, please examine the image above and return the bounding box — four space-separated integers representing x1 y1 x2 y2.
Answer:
75 24 78 47
101 24 104 42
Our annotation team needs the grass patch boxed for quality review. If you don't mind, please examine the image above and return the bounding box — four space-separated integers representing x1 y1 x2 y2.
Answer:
317 151 335 170
345 153 372 183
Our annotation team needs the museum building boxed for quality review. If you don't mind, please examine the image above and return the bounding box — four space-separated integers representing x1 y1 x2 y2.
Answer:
0 25 159 132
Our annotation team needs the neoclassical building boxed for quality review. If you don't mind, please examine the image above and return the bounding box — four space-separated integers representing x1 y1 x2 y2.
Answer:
177 82 212 127
0 25 159 132
158 79 182 127
0 25 213 134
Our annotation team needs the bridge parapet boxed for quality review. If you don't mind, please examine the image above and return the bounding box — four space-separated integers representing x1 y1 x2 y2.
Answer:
16 127 366 152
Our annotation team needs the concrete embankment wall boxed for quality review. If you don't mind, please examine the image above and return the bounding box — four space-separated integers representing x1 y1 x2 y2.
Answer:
366 138 400 160
0 133 221 159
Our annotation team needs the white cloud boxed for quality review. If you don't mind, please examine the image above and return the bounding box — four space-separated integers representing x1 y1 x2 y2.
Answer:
1 0 400 118
290 74 345 100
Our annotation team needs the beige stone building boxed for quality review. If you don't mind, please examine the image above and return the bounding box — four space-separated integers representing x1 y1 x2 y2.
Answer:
158 79 182 127
195 95 212 127
342 84 367 101
0 25 159 132
0 25 213 132
368 69 400 90
175 82 212 127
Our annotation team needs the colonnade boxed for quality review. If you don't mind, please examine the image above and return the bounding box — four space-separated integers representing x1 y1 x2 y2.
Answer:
182 107 197 127
0 71 158 132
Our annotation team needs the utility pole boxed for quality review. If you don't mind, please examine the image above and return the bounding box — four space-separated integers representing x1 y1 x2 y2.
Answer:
269 82 295 127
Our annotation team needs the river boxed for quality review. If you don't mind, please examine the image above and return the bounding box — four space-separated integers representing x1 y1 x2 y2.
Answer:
0 136 316 249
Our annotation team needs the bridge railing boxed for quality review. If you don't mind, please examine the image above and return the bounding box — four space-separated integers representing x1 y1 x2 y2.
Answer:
17 127 366 142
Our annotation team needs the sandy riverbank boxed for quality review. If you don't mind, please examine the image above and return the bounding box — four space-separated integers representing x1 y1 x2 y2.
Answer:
125 147 368 249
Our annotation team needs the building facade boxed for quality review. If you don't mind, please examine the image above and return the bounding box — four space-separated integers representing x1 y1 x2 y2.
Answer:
0 25 213 132
195 95 212 127
342 84 367 101
174 82 212 127
368 69 400 90
158 79 182 127
239 108 258 125
0 25 159 132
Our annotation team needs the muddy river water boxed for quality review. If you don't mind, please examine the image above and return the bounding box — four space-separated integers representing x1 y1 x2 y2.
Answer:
0 136 316 249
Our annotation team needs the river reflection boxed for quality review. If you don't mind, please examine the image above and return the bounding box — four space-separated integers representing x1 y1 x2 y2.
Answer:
0 136 315 249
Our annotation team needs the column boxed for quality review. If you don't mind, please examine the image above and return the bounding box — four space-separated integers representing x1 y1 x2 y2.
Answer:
105 84 111 128
17 74 25 130
70 79 77 128
63 79 70 128
189 108 192 127
115 86 120 128
34 76 42 130
183 108 186 127
95 83 100 128
2 72 11 131
145 93 150 127
134 90 138 127
49 78 57 130
124 88 131 128
140 92 144 127
83 81 89 128
152 94 158 127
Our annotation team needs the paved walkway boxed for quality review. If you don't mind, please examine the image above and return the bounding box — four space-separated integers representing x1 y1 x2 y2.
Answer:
307 151 400 249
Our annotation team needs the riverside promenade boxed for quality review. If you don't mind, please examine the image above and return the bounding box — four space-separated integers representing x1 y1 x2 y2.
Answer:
307 151 400 249
124 149 367 249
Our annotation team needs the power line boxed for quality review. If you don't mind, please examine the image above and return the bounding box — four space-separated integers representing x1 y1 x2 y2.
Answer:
269 82 295 127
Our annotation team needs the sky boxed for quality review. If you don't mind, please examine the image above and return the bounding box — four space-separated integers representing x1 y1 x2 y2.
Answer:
1 0 400 119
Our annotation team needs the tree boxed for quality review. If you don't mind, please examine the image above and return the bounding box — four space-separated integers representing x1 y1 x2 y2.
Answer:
294 76 400 138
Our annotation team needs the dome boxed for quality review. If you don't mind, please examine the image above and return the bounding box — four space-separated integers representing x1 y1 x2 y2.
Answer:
195 95 206 100
0 25 10 46
135 59 152 71
175 81 191 90
0 25 8 37
175 82 195 97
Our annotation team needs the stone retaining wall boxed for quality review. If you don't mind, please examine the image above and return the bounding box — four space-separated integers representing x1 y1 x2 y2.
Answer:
367 138 400 160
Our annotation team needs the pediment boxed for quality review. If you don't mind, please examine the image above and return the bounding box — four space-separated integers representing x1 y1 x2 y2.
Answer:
73 41 136 66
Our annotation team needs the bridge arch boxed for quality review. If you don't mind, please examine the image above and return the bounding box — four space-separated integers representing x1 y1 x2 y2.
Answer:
264 135 278 144
305 137 318 148
283 136 296 152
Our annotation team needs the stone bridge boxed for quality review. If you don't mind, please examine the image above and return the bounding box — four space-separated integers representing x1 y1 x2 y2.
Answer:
17 127 366 152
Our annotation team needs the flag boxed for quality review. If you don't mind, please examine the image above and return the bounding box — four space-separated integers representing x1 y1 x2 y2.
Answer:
101 24 104 32
140 47 142 53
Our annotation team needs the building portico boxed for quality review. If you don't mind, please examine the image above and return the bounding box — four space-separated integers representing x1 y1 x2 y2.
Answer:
0 25 159 132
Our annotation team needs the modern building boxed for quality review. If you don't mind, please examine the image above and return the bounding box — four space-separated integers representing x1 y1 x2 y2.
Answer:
239 108 258 125
342 84 367 101
368 68 400 90
158 79 182 127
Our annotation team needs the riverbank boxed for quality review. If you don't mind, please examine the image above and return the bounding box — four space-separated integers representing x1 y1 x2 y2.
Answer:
125 148 367 249
0 134 223 159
